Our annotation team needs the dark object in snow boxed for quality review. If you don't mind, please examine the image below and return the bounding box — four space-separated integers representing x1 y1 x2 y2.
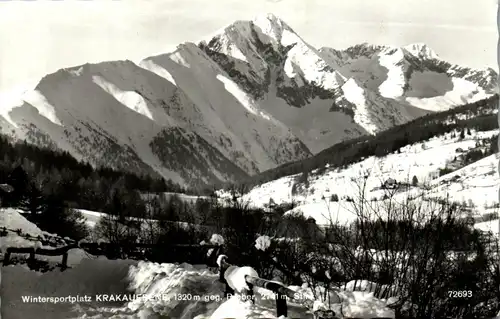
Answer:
314 309 336 318
0 183 14 207
0 184 14 193
382 178 397 189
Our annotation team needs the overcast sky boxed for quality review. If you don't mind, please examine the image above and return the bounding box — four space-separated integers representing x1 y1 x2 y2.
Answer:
0 0 497 92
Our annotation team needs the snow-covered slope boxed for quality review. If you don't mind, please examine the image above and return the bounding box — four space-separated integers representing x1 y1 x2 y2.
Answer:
0 13 496 186
241 129 499 226
0 60 309 187
140 42 311 175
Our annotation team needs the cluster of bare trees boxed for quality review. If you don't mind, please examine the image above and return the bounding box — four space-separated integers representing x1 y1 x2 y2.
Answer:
258 176 500 318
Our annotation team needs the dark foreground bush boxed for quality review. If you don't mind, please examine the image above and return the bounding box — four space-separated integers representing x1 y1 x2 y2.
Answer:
26 195 88 240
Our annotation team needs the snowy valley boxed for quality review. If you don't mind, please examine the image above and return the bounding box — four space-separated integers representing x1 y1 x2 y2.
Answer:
242 127 500 226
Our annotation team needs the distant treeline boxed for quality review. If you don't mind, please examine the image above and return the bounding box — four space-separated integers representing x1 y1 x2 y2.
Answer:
0 134 189 213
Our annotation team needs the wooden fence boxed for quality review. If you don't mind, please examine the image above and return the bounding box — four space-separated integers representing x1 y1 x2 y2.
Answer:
2 242 223 270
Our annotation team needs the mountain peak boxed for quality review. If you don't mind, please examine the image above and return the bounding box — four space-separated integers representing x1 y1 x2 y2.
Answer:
255 12 284 23
251 13 295 43
404 42 440 60
200 13 294 47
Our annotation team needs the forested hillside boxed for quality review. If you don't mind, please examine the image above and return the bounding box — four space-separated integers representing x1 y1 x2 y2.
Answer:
0 134 188 210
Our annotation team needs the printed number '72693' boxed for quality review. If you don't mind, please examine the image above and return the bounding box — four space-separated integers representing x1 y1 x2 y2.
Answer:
448 290 472 298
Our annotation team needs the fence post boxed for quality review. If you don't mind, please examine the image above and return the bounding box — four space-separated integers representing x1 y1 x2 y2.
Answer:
242 280 255 304
28 248 35 264
61 252 68 270
217 255 234 298
276 291 287 317
3 250 11 266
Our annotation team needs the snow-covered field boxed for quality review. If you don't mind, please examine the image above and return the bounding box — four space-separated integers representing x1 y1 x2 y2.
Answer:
77 209 103 228
475 218 500 235
75 208 213 243
238 129 499 226
1 208 396 319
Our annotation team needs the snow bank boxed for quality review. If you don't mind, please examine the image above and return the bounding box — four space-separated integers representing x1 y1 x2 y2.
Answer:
0 208 395 318
224 265 259 293
210 279 395 319
475 218 500 235
125 261 224 318
0 208 77 259
289 284 395 318
212 255 395 318
0 208 46 251
2 258 226 319
209 294 281 319
2 257 138 319
339 291 395 318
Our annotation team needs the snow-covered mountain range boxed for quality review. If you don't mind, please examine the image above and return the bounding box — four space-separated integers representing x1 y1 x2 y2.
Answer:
0 13 496 187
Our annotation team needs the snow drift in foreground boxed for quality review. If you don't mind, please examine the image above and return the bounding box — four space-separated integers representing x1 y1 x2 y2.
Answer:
1 258 395 319
1 208 395 318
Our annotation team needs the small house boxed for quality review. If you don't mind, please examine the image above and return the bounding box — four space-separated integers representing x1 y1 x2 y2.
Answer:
382 178 397 189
